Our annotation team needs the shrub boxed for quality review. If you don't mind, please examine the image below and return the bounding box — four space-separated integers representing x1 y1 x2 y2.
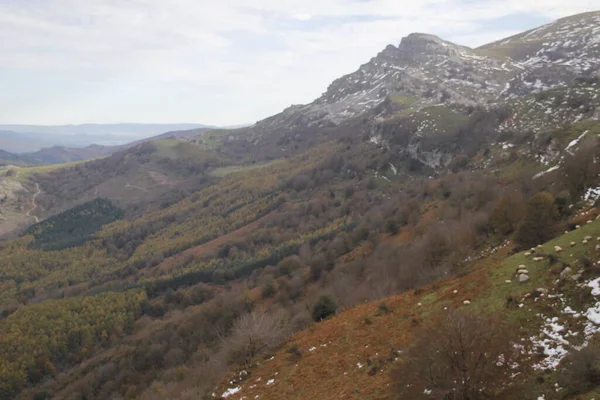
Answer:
261 279 276 299
391 310 520 400
311 294 338 322
225 309 289 365
515 192 559 249
286 344 302 362
558 347 600 395
490 193 525 236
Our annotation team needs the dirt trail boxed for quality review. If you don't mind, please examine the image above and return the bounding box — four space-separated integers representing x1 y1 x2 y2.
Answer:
26 182 41 223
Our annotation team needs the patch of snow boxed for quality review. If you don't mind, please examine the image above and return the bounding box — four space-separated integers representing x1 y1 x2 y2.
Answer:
565 130 588 154
531 316 570 370
588 278 600 296
584 187 600 204
222 387 241 398
533 165 560 179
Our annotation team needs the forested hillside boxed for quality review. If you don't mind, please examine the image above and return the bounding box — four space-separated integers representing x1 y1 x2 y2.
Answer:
0 11 599 400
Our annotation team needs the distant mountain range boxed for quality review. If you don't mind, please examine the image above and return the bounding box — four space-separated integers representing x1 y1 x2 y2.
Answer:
0 123 216 154
0 125 219 165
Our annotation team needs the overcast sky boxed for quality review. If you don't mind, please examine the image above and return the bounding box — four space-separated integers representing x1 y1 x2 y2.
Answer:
0 1 598 127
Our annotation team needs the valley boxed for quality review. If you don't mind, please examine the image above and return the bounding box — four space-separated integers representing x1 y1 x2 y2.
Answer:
0 10 599 400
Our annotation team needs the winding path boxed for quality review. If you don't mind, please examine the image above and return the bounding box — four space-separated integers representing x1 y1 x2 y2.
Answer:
26 182 41 223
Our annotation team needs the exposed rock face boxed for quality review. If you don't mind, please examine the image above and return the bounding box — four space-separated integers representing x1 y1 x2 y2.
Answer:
220 12 600 166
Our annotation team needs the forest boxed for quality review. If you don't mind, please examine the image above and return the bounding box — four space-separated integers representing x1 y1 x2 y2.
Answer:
0 105 597 399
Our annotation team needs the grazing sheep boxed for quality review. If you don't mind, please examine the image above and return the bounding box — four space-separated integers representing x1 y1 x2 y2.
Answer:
554 246 563 252
583 240 589 244
524 252 531 257
576 225 581 229
585 236 593 241
463 300 471 305
453 289 458 294
505 280 512 283
570 242 576 247
533 257 544 262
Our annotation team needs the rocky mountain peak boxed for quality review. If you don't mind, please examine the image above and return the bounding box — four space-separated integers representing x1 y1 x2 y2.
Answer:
224 12 600 159
399 32 461 55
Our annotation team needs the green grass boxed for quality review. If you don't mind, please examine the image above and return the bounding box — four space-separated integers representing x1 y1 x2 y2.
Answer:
198 129 234 150
389 94 418 106
484 221 599 310
210 160 283 177
552 119 600 149
409 105 469 135
0 159 92 181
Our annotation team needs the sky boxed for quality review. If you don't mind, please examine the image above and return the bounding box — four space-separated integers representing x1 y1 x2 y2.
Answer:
0 0 598 127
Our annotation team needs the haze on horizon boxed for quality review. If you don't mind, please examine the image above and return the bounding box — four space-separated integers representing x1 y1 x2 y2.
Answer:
0 0 598 129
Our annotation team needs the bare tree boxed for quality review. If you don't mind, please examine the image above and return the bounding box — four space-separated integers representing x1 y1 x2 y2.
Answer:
225 308 290 365
563 137 599 199
391 310 521 400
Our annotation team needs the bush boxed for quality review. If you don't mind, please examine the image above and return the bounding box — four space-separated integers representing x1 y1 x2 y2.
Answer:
391 310 520 400
515 192 559 249
261 279 276 299
286 344 302 362
311 294 338 322
225 310 289 365
558 347 600 395
490 193 525 236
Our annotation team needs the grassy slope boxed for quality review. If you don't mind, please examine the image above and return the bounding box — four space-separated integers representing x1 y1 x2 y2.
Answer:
216 218 600 400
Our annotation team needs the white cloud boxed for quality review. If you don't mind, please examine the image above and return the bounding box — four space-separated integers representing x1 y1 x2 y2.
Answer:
0 0 597 125
293 13 313 21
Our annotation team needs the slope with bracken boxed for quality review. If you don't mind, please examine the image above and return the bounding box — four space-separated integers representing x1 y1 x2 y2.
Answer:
215 219 600 400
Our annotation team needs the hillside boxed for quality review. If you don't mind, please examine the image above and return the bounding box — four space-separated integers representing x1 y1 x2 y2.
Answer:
0 11 598 400
215 219 600 400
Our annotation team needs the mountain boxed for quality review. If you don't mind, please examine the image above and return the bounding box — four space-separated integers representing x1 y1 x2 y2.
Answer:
0 11 598 400
0 123 215 153
0 145 119 166
209 11 600 163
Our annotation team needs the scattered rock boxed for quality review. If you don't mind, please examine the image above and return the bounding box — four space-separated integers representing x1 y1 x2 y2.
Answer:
519 274 530 283
571 274 582 281
560 267 573 278
535 288 549 295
